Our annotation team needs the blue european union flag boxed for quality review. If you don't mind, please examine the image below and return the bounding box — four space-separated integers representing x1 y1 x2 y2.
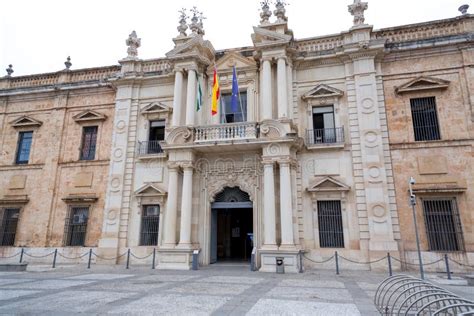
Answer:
231 66 239 112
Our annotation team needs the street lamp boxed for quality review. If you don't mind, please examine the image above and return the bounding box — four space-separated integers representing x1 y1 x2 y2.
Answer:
409 177 424 280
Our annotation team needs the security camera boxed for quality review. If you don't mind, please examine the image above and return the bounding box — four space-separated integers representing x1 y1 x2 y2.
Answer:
409 177 416 185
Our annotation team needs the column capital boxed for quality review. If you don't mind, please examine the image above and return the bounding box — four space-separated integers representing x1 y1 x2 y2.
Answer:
261 159 276 166
278 157 297 168
167 162 181 171
173 66 185 74
180 162 194 171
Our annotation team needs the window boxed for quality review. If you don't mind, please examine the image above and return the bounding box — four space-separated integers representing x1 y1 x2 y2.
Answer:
0 208 20 246
64 206 89 246
410 97 441 141
147 120 165 154
311 106 337 144
140 205 160 246
80 126 98 160
423 199 464 252
317 201 344 248
16 131 33 164
220 92 247 124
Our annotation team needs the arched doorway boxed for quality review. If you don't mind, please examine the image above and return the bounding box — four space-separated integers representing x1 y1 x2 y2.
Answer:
210 187 253 263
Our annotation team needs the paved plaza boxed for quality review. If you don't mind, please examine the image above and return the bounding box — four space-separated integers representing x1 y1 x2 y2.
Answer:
0 264 473 315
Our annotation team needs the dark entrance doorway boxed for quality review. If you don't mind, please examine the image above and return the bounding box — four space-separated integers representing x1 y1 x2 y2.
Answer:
210 187 253 264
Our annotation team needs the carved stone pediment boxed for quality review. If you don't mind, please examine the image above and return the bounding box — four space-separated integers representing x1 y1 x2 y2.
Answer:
141 102 172 115
135 183 167 197
395 76 450 94
215 51 257 72
166 35 216 66
252 26 293 48
308 176 350 193
73 110 107 122
10 116 43 128
302 84 344 101
0 194 29 205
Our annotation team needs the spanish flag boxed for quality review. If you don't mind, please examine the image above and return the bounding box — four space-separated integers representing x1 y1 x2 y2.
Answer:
211 68 220 116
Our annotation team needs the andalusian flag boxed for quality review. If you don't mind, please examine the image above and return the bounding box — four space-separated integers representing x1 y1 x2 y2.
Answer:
196 72 202 112
211 68 220 116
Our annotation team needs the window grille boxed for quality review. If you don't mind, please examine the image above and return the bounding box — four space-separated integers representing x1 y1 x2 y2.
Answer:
16 131 33 164
63 206 89 246
410 97 441 141
317 201 344 248
140 205 160 246
80 126 98 160
422 199 464 252
0 208 20 246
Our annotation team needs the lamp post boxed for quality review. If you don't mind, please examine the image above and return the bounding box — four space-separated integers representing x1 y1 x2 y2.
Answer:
409 177 424 280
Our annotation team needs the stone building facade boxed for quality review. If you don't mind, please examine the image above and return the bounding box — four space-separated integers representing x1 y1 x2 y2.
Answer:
0 1 472 272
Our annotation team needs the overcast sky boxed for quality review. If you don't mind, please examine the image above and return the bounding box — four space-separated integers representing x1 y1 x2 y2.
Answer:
0 0 470 76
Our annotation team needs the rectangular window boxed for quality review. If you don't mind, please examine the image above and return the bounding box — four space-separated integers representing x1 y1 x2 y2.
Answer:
220 92 247 124
16 131 33 164
63 206 89 246
410 97 441 141
0 208 20 246
80 126 98 160
423 199 464 252
311 106 337 144
318 200 344 248
140 205 160 246
147 120 165 154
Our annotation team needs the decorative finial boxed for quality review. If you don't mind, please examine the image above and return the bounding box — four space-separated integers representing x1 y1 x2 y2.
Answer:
348 0 368 26
189 7 201 35
274 0 288 23
259 0 272 24
459 4 469 15
198 11 206 35
5 65 13 77
177 8 188 37
64 56 72 70
125 31 141 59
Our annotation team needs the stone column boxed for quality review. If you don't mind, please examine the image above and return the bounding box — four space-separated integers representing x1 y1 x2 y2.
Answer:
261 59 273 120
178 165 193 248
172 69 184 127
279 160 295 248
163 165 179 247
185 69 197 126
262 160 277 249
277 57 288 119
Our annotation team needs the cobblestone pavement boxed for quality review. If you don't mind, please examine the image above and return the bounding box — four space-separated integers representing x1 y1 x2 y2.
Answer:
0 264 472 315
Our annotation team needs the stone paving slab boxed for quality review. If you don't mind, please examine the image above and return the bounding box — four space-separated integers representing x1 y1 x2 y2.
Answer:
2 279 94 290
266 286 353 302
0 289 41 301
170 282 252 296
247 298 361 316
200 276 264 285
65 273 135 280
279 279 345 288
84 280 173 292
135 274 198 282
0 278 35 286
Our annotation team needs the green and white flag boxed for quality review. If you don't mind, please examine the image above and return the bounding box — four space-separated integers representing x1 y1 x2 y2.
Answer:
196 72 203 111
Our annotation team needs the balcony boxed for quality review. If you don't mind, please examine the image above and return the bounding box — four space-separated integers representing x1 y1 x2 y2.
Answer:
137 140 164 157
195 122 258 143
306 127 345 148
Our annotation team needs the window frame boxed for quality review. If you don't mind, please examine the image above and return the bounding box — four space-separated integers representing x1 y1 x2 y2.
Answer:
0 207 21 247
410 96 442 142
317 200 345 248
219 91 248 124
15 131 33 165
79 125 98 161
63 205 90 247
139 205 160 246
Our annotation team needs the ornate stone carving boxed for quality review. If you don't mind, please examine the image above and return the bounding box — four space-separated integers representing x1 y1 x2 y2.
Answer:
165 126 194 145
459 4 469 15
125 31 141 59
64 56 72 70
5 64 13 77
177 9 188 37
348 0 368 26
205 165 259 203
260 120 287 139
274 0 288 23
259 1 272 24
189 7 205 36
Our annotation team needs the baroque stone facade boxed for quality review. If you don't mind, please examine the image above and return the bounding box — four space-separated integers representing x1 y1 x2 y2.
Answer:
0 1 472 272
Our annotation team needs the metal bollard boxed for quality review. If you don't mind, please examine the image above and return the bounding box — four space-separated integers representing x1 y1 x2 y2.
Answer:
87 249 92 269
152 248 156 270
192 250 199 271
52 249 58 269
387 252 393 277
19 248 24 264
299 251 304 273
250 248 257 272
444 254 451 280
335 251 339 275
276 257 285 274
126 249 131 269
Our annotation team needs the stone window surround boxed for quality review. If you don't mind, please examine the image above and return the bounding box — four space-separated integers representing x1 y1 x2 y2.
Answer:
405 93 444 143
63 203 93 247
214 83 254 125
10 117 42 166
74 121 104 162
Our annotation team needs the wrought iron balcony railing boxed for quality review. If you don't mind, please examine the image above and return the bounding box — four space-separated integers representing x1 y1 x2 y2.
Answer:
137 140 164 156
306 127 344 146
195 122 258 142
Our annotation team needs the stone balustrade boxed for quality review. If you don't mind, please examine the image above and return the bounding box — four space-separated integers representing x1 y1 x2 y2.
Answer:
194 122 258 143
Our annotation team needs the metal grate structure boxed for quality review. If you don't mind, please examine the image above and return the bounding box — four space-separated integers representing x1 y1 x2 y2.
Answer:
0 208 20 246
410 97 441 141
306 127 344 145
140 205 160 246
63 206 89 246
137 140 163 155
422 199 464 252
317 200 344 248
374 275 474 315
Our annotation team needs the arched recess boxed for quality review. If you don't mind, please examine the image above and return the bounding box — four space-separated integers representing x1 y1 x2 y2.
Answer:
211 186 252 209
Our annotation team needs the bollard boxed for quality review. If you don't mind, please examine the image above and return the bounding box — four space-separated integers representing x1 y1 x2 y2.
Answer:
87 249 92 269
276 257 285 274
126 249 131 269
152 248 156 270
335 251 339 275
444 254 451 280
19 248 24 264
192 250 199 271
250 248 256 272
52 249 58 269
299 251 304 273
387 253 393 277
